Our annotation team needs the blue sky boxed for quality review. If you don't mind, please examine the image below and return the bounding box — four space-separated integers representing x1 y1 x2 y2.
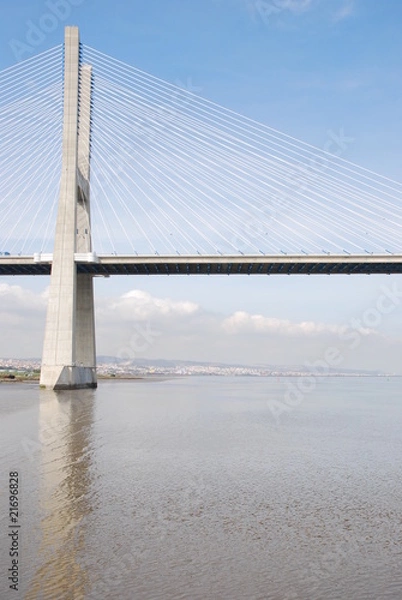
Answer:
1 0 402 372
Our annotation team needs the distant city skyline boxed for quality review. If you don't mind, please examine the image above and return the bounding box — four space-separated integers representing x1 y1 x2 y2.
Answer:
1 0 402 373
0 355 397 377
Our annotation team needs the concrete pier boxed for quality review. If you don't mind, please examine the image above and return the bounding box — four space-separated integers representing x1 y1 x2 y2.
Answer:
40 27 96 390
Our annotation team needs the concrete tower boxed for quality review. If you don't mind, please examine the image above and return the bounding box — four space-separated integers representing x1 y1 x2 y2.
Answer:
40 26 96 389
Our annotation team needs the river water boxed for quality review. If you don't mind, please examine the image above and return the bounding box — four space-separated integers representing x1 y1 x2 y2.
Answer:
0 376 401 600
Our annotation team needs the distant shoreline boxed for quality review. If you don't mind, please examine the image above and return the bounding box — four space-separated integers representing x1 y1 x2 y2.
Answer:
1 373 400 384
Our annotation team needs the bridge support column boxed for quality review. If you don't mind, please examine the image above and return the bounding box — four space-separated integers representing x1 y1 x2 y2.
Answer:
40 27 97 390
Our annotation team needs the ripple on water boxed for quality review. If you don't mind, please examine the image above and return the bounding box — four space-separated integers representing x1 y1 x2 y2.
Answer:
0 377 401 599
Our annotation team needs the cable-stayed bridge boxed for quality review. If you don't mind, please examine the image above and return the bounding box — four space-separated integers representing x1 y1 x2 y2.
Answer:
0 27 401 389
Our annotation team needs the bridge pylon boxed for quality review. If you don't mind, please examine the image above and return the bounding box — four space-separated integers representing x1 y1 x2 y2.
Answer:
40 26 97 390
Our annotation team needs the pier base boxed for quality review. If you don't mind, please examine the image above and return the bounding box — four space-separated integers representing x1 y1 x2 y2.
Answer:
40 366 97 390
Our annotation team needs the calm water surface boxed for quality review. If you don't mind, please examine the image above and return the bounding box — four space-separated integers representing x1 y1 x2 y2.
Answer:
0 376 401 600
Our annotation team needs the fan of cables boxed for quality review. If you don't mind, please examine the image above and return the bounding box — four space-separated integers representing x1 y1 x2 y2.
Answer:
83 45 402 256
0 46 63 254
1 43 401 257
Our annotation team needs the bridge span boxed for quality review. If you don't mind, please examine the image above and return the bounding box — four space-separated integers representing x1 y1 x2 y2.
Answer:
1 253 402 277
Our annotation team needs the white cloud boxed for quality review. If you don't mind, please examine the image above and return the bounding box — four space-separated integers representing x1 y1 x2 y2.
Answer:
0 283 400 373
0 283 48 356
106 289 199 321
222 310 347 336
0 283 47 312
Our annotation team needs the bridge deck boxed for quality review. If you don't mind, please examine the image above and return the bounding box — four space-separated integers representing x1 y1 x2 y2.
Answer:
1 254 402 276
